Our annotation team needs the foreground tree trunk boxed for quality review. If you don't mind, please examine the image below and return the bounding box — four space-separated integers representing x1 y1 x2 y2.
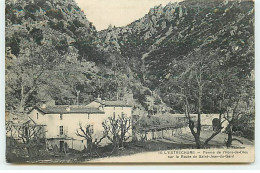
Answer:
226 130 233 147
111 135 119 153
119 136 124 148
87 138 93 153
225 125 243 148
203 113 223 147
195 135 201 149
196 87 202 149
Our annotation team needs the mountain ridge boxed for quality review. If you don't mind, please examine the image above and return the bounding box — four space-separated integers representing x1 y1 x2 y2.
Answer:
97 0 254 112
5 0 254 116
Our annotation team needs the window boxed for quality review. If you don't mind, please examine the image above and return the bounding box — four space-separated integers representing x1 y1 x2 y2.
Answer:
89 125 94 134
24 126 28 137
60 114 63 120
36 113 39 119
59 126 63 135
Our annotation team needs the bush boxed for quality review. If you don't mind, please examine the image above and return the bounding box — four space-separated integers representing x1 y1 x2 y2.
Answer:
48 20 65 32
24 4 40 13
30 28 43 45
6 137 49 163
46 9 64 20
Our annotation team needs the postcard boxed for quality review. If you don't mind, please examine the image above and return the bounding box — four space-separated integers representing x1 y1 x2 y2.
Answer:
5 0 255 164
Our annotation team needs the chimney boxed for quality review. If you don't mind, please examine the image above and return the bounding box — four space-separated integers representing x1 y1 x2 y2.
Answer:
96 97 102 103
40 100 47 109
41 104 46 109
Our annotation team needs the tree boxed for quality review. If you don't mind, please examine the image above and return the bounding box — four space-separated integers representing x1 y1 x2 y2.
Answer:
76 123 105 155
202 68 233 146
205 51 254 147
102 116 120 152
102 114 132 152
6 40 64 112
6 120 15 137
168 48 223 148
167 42 254 148
76 123 94 152
11 122 46 159
221 74 254 147
118 114 131 147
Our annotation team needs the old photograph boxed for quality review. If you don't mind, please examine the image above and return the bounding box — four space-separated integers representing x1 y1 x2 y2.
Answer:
5 0 255 164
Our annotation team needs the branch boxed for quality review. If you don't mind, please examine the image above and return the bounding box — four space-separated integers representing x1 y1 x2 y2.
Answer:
29 126 43 138
232 138 243 144
76 129 87 139
79 123 88 137
96 133 107 145
203 128 223 146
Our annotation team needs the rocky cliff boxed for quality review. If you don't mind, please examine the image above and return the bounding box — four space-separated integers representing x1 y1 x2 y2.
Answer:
5 0 254 115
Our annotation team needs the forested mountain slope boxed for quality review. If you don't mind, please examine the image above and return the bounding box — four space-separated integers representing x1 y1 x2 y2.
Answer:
5 0 146 113
99 0 254 113
5 0 254 116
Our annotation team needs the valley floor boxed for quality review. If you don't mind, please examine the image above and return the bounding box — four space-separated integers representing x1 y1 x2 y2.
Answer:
24 131 254 164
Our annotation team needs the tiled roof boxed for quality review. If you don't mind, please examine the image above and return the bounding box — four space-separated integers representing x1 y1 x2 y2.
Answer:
34 105 105 114
94 100 131 107
104 101 131 107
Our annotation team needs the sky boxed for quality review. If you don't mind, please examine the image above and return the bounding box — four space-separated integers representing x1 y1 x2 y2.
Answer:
75 0 183 31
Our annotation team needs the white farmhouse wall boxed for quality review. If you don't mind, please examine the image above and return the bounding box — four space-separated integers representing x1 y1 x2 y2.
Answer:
103 106 132 118
27 105 132 151
46 113 109 150
28 109 46 125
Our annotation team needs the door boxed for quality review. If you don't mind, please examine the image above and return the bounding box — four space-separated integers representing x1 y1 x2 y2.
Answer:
59 141 64 152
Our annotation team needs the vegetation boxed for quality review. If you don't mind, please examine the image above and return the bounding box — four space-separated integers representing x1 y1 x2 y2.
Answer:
6 120 47 162
76 123 105 155
5 0 254 150
102 115 132 152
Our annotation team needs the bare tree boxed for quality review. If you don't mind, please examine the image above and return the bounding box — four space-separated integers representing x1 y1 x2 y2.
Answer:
76 123 106 154
118 114 131 147
76 123 93 152
102 114 131 152
6 121 14 136
169 48 225 148
12 122 46 159
102 115 120 152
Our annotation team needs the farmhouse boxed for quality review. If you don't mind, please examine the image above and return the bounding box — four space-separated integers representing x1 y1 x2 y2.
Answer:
28 98 132 151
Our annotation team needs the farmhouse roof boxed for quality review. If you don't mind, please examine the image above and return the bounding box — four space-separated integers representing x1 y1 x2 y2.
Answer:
31 105 105 114
94 100 132 107
104 101 132 107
